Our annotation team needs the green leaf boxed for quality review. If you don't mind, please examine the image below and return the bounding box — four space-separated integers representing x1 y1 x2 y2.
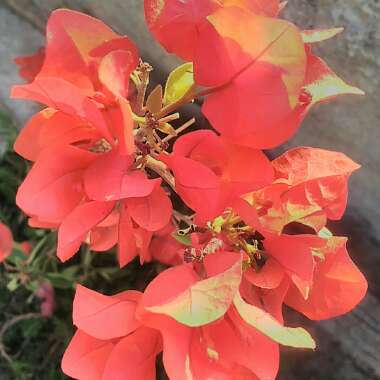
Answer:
7 277 20 292
61 265 80 279
146 256 242 327
164 62 195 105
157 122 177 136
98 267 120 281
46 273 74 289
233 292 316 349
211 216 225 233
0 109 17 157
318 227 333 239
7 247 28 264
172 231 192 246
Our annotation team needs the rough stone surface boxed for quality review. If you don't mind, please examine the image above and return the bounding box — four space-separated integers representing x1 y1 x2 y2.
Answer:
3 0 181 73
1 1 379 379
0 6 43 125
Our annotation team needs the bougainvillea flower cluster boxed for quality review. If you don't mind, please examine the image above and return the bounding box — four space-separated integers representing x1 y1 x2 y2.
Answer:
11 1 367 379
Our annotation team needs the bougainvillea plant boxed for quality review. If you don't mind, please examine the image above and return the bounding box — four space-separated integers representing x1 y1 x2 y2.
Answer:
10 1 368 379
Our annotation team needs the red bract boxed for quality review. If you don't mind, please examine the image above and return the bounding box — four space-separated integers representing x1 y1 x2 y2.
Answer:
146 2 363 149
199 12 363 148
16 145 96 223
12 9 139 145
239 147 360 233
145 0 282 61
137 250 315 379
14 47 45 83
83 150 158 201
159 152 221 222
14 108 100 162
62 285 161 380
0 222 13 262
55 164 172 263
285 236 367 320
174 130 274 201
160 130 273 222
233 207 366 321
30 9 138 93
148 223 184 266
12 10 174 265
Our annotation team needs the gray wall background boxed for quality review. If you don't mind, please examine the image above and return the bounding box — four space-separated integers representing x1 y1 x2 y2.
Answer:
0 1 379 379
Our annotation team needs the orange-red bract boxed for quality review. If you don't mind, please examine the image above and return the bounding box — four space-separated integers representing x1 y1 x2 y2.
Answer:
57 201 115 262
73 285 141 340
32 9 138 92
144 0 221 61
0 223 13 262
12 77 114 142
239 147 360 233
14 47 45 83
285 237 368 320
144 0 282 61
159 152 221 222
62 285 162 380
232 182 367 321
14 109 100 162
16 145 96 223
148 2 363 149
173 130 274 208
126 186 172 232
196 6 308 148
83 150 160 201
137 251 280 380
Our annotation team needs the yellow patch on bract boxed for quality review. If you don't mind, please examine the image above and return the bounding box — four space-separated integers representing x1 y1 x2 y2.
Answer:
65 27 113 63
185 355 194 380
146 257 242 327
318 227 333 239
233 292 316 349
207 347 219 361
301 28 344 44
307 74 364 105
208 8 306 109
148 0 165 24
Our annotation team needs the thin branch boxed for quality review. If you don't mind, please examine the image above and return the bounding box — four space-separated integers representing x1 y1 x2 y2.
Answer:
0 313 42 364
162 118 195 144
145 155 175 192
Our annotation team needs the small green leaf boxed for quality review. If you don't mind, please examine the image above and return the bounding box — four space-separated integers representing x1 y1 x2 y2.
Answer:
318 227 333 239
164 62 195 105
0 109 17 157
211 216 225 233
7 247 28 264
46 273 74 289
7 277 20 292
233 292 316 349
61 265 80 279
157 122 177 135
172 231 192 246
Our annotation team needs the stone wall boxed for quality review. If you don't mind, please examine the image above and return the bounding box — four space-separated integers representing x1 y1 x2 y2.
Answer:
1 1 379 378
